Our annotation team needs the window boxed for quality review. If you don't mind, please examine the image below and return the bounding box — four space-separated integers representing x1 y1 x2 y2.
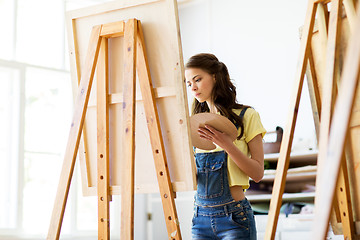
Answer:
0 0 15 60
22 67 72 234
0 0 127 238
0 66 21 230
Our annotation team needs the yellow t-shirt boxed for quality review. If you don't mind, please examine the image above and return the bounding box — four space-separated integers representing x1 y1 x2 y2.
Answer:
195 108 266 189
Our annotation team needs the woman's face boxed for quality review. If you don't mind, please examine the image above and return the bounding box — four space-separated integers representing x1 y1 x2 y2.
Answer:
185 68 215 103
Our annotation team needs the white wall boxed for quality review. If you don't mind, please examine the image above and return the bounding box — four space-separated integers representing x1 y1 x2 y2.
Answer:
179 0 317 151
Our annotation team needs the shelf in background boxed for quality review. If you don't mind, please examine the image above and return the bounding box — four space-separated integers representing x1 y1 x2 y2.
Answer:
264 150 318 163
260 165 317 182
247 192 315 203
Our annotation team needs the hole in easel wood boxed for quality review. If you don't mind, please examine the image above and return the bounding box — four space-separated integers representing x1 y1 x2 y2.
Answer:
155 149 159 154
100 154 103 158
343 212 346 217
100 197 104 201
164 193 168 198
340 187 343 192
100 218 104 222
168 216 172 220
159 171 163 176
100 175 104 180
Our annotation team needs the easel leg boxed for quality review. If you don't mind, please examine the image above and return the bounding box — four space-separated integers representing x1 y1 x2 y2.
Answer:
336 153 355 239
47 25 102 240
136 20 182 240
316 0 342 177
121 19 137 240
306 46 322 138
312 5 360 239
264 1 317 239
97 37 111 240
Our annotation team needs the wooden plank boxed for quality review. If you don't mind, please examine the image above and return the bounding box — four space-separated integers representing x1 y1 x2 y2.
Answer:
316 3 329 54
346 128 360 229
97 37 110 240
47 25 102 240
66 16 93 194
248 192 315 203
306 46 322 138
312 5 360 239
136 20 182 240
87 86 177 107
336 155 356 239
166 0 197 192
264 150 318 163
314 0 344 235
120 19 137 240
315 0 342 188
343 0 357 32
100 21 125 38
265 1 318 239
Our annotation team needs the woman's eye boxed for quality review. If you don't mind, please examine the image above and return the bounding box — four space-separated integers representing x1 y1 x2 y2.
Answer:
195 78 201 82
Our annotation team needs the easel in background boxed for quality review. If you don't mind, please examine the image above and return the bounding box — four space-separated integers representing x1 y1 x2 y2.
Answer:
264 0 359 239
313 4 360 238
47 19 182 240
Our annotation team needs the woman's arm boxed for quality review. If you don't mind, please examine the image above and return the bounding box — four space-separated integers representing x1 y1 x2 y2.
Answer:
198 125 264 182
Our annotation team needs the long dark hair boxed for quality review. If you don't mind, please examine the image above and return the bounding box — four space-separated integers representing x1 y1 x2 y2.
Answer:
185 53 250 140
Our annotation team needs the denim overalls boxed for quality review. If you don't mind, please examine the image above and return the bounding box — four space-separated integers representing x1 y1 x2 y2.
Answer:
192 108 257 240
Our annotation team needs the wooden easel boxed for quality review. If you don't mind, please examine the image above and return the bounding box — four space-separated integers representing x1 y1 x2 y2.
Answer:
264 0 359 239
47 19 182 240
312 3 360 238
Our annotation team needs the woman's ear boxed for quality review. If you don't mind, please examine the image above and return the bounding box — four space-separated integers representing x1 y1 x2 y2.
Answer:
212 74 216 82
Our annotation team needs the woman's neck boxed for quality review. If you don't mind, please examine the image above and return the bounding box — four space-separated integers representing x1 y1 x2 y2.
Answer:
206 101 218 114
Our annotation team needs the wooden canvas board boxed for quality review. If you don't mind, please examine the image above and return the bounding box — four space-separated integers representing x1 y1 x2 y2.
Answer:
306 12 360 235
66 0 196 196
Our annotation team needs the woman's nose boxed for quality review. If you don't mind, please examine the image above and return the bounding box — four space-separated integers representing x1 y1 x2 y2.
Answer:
191 84 197 91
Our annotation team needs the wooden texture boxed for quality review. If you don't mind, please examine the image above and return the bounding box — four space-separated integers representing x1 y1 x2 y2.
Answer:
335 156 355 239
343 0 357 32
312 2 360 238
66 0 195 196
136 20 182 240
190 113 238 150
304 1 360 238
120 19 137 240
100 21 125 38
315 2 346 233
306 47 321 137
97 37 110 240
47 25 102 240
316 0 342 180
264 1 318 239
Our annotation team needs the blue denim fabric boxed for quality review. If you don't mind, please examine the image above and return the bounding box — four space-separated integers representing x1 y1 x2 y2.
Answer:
192 151 257 239
194 151 234 207
192 199 257 240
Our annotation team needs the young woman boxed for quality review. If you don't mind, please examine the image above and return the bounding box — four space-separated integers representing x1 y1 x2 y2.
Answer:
185 53 266 239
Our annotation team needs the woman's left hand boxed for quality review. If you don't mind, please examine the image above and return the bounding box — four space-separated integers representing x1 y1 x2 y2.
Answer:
198 125 233 150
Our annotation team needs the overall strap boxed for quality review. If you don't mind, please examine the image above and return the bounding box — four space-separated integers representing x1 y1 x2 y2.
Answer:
239 107 248 118
235 107 248 129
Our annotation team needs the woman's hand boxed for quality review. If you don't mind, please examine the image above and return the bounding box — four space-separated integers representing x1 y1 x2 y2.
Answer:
197 125 233 150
